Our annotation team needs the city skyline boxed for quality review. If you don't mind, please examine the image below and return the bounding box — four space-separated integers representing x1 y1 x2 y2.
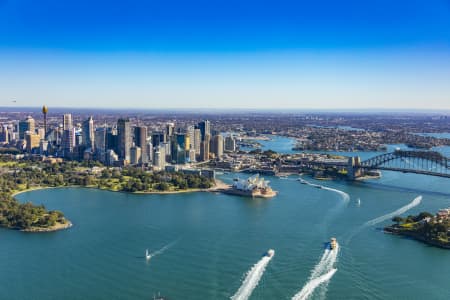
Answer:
1 0 450 109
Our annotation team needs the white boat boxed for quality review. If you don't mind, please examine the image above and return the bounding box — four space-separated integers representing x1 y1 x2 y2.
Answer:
357 198 361 206
146 249 151 260
265 249 275 258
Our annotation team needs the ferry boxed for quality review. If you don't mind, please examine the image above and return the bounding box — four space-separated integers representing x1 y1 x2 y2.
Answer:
264 249 275 258
330 238 337 250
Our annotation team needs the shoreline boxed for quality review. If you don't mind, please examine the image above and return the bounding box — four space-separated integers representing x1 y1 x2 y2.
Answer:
384 226 450 250
11 179 230 199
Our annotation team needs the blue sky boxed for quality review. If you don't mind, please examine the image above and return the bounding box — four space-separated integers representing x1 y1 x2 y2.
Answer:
1 0 449 109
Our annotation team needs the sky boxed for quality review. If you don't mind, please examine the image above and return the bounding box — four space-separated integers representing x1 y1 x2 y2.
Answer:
0 0 450 110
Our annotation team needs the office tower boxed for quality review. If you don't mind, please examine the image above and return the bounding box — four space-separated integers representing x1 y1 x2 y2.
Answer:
200 133 210 161
134 126 148 163
106 127 118 152
37 128 45 140
19 116 35 139
153 145 166 169
198 120 210 141
62 128 75 157
42 105 48 138
106 149 119 166
95 126 107 151
152 131 166 148
147 142 153 163
39 139 49 154
117 118 132 162
0 126 9 143
63 114 73 131
211 134 224 158
166 123 175 139
194 128 201 155
82 116 95 150
225 136 236 152
61 114 74 157
25 132 41 153
130 146 142 165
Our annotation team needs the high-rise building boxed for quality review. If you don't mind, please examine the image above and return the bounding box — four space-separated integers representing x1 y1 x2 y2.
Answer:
63 114 73 131
153 145 166 169
117 118 132 162
198 120 210 141
200 133 210 161
130 146 142 165
82 116 95 150
19 116 35 140
225 136 236 152
0 126 9 143
25 132 41 153
134 126 148 163
211 134 224 158
62 128 75 157
194 128 201 155
152 132 166 148
166 123 175 139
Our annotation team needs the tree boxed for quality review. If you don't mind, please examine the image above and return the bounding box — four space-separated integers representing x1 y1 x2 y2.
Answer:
392 216 404 224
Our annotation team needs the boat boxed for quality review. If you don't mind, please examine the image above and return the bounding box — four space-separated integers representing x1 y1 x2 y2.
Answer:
146 249 151 260
315 185 322 189
330 238 337 250
264 249 275 258
357 198 361 206
152 292 167 300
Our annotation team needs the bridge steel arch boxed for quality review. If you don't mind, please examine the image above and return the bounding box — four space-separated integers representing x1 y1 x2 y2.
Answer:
359 150 450 178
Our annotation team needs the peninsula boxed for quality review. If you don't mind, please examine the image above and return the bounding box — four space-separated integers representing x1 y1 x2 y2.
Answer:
384 209 450 249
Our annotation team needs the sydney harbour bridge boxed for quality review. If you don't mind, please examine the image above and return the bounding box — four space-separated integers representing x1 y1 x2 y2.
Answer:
350 150 450 179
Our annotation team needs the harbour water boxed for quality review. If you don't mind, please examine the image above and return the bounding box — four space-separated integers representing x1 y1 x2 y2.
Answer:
2 142 450 299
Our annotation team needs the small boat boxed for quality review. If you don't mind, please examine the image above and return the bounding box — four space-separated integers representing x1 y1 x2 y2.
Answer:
146 249 151 260
315 185 322 189
357 198 361 206
330 238 337 250
152 292 167 300
264 249 275 258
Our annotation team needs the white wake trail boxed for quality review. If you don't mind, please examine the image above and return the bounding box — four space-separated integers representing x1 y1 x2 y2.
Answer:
292 244 339 300
364 196 422 226
231 253 274 300
292 268 338 300
301 178 350 203
149 240 178 258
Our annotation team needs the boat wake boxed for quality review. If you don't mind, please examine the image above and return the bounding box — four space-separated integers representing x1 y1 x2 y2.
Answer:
231 251 275 300
345 195 423 245
300 178 350 203
292 244 339 300
148 240 178 259
364 195 422 226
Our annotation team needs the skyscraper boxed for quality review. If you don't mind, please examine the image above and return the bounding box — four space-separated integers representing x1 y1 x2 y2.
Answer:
134 126 148 163
117 118 132 162
62 114 74 157
63 114 73 131
194 128 201 155
200 133 210 161
211 134 224 158
225 136 236 152
18 116 35 139
198 120 210 141
82 116 95 150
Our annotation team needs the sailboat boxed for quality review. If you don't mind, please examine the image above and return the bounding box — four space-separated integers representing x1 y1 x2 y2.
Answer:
146 249 151 260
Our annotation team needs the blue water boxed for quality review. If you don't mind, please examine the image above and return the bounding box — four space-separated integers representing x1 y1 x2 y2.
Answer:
2 141 450 299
